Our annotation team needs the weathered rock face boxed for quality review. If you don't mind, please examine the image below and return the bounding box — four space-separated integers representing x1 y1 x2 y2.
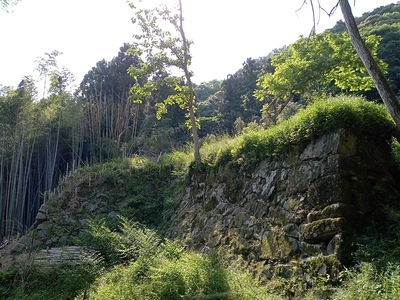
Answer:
13 129 400 279
166 129 399 276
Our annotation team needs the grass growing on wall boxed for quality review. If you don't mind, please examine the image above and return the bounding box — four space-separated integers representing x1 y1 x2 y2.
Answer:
158 96 397 174
207 96 396 169
2 95 400 300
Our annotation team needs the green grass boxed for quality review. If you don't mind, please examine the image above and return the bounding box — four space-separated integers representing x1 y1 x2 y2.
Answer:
206 96 396 169
78 220 281 300
173 96 397 173
0 263 101 300
2 95 399 299
331 263 400 300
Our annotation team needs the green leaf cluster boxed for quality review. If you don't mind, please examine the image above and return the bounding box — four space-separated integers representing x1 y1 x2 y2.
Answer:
127 3 196 124
255 31 386 102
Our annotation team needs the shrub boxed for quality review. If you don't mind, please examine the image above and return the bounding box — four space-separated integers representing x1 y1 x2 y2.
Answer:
331 263 400 300
198 96 396 169
78 216 161 266
78 222 281 300
82 248 281 300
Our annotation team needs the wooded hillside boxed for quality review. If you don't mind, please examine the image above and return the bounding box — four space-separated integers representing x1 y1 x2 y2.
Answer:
1 2 400 240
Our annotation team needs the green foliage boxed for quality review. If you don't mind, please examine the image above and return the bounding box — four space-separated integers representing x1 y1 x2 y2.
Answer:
254 31 386 124
0 263 100 300
78 218 120 264
205 96 396 169
81 238 279 300
330 3 400 96
327 203 400 299
79 216 161 266
127 1 201 161
114 216 161 261
194 80 222 101
160 148 193 176
74 156 182 228
352 205 400 271
391 138 400 167
220 57 272 133
255 31 385 99
331 263 400 300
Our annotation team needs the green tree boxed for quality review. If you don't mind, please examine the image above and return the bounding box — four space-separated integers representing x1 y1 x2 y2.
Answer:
49 67 75 95
303 0 400 135
127 0 201 160
35 50 62 99
337 0 400 134
194 79 222 102
330 3 400 97
220 56 273 132
78 44 142 162
254 31 385 124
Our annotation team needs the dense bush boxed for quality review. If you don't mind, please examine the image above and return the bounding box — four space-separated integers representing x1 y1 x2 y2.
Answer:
205 96 396 168
78 220 280 300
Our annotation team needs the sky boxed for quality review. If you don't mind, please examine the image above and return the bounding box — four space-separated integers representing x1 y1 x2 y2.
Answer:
0 0 397 89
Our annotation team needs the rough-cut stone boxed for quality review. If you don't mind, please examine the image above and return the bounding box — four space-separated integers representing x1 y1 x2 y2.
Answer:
299 241 324 256
301 217 353 242
35 212 47 221
307 211 321 223
260 229 299 260
327 233 344 255
337 131 357 157
15 129 400 280
307 175 351 207
164 130 399 281
300 131 341 160
11 235 42 253
38 203 50 214
36 222 52 230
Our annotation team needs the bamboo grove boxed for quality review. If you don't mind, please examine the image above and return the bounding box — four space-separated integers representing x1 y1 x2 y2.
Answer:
0 45 148 240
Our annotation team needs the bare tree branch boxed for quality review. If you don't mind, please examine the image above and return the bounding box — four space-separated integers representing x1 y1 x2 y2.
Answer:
302 1 342 34
296 0 308 14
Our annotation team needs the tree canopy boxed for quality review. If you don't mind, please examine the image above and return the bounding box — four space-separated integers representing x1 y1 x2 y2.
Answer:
254 31 386 124
127 0 200 160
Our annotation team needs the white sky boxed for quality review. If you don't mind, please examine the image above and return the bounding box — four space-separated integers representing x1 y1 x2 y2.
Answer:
0 0 397 88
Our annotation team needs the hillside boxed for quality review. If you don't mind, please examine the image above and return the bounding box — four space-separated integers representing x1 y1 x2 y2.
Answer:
2 2 400 299
1 3 400 239
2 97 400 299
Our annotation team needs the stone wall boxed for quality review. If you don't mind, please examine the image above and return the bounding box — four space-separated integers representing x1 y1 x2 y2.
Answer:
166 129 399 277
13 129 400 278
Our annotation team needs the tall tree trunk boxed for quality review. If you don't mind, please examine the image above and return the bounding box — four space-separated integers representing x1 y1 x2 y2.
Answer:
339 0 400 134
178 0 201 161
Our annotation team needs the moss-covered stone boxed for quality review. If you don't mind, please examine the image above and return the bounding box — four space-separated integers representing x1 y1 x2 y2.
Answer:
307 175 351 207
300 254 341 278
301 217 353 242
337 131 357 157
299 241 323 256
260 228 299 260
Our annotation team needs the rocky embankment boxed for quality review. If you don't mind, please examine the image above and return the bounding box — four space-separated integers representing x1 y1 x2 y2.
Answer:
166 129 400 278
11 129 400 280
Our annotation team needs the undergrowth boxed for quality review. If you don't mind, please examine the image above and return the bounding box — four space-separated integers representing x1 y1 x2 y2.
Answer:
77 218 281 300
0 262 101 300
1 96 400 299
